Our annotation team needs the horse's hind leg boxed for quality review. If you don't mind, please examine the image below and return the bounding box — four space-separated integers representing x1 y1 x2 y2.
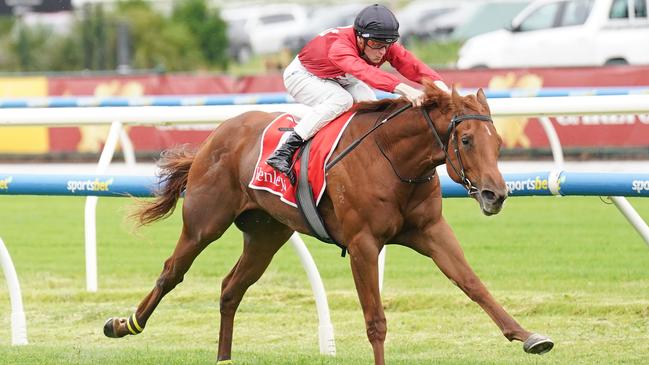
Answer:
104 177 238 338
217 210 293 362
408 218 553 354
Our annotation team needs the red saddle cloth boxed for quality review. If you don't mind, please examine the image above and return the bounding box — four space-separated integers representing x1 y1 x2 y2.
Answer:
248 110 355 207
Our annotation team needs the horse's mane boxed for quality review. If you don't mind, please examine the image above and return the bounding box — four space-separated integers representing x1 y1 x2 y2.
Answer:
353 79 482 116
353 98 400 114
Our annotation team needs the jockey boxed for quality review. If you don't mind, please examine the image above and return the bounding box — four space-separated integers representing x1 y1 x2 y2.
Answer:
266 3 450 177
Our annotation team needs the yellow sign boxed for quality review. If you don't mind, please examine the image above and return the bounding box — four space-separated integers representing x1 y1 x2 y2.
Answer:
0 127 49 153
78 81 144 153
0 77 47 97
489 73 543 148
0 77 49 153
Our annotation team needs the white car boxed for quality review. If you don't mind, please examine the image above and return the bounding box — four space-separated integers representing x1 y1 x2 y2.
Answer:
396 0 461 44
222 4 308 56
457 0 649 68
283 3 366 53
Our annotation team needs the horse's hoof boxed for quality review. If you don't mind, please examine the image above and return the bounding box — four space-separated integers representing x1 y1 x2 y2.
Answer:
103 318 119 338
523 333 554 354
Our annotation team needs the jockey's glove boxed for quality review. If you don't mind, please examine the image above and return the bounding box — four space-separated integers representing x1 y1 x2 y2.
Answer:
394 83 425 107
433 80 451 94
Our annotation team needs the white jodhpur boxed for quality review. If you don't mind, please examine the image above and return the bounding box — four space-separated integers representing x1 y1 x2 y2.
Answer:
283 56 377 140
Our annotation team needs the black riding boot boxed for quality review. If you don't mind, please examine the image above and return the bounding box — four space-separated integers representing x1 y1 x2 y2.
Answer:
266 132 305 175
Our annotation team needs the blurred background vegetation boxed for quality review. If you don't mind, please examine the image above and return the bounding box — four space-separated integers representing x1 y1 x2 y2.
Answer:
0 0 461 75
0 0 230 73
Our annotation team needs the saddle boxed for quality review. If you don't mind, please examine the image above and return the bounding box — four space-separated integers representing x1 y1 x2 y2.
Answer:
249 111 356 256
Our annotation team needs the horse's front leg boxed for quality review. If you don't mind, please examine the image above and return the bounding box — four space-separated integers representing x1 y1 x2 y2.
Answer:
347 234 386 365
408 217 553 355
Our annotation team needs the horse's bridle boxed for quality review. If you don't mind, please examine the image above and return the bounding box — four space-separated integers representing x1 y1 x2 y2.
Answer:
421 110 493 195
325 103 494 194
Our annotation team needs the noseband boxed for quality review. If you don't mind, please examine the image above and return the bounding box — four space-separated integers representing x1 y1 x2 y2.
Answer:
325 103 494 195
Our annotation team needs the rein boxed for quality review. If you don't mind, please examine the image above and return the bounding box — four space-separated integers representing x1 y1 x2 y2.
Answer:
325 103 411 171
324 101 494 194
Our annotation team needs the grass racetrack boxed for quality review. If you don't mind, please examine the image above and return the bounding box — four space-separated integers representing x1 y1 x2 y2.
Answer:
1 195 648 364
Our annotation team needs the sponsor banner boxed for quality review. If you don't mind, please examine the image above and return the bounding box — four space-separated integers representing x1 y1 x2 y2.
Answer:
45 76 226 153
441 171 649 197
47 75 234 96
45 66 649 97
558 172 649 197
0 126 49 153
46 125 214 153
2 67 649 155
440 172 554 197
453 68 649 150
442 65 649 88
2 172 647 197
45 68 649 153
0 173 157 197
0 77 49 97
0 77 49 153
503 173 554 196
632 179 649 195
499 115 649 149
41 115 649 154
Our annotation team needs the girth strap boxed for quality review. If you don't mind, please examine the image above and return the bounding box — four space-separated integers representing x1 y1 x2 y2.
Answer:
295 140 347 257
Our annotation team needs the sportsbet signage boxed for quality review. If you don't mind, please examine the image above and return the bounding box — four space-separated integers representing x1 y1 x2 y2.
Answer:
505 175 553 196
66 178 114 194
0 174 157 197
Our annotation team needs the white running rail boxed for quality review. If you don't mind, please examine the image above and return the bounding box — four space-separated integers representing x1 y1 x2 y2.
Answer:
1 94 649 349
0 237 28 345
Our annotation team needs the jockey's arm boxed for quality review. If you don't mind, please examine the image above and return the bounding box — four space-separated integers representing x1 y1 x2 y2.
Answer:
387 43 450 94
329 40 404 92
328 39 450 107
393 79 450 107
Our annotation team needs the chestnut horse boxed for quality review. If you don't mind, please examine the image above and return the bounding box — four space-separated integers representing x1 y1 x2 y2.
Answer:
104 83 553 364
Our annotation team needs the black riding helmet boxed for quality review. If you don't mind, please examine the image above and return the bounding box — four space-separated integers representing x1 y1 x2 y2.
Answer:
354 4 399 43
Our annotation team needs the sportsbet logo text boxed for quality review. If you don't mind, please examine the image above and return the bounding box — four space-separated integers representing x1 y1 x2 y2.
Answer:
632 180 649 194
506 176 549 194
0 176 12 190
67 178 114 193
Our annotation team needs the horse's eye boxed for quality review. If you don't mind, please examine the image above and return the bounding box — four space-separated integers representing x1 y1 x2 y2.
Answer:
461 136 470 146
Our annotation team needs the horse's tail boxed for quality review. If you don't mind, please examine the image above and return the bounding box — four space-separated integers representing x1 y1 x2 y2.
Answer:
134 145 196 226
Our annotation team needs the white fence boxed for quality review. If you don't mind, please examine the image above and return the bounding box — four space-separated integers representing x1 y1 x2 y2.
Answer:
1 94 649 350
2 95 649 125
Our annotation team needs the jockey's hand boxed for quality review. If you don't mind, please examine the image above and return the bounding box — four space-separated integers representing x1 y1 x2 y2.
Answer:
394 83 425 107
433 80 451 94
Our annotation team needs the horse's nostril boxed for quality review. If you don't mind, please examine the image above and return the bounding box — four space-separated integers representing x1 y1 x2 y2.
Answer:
480 189 497 203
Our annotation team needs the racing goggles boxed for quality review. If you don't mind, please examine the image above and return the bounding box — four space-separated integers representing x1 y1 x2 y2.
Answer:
365 38 393 50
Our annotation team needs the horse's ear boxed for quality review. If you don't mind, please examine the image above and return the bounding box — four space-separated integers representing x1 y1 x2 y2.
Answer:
476 88 491 114
450 84 462 113
451 84 460 99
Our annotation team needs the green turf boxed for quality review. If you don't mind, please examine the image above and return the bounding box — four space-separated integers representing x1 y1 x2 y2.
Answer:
1 195 648 364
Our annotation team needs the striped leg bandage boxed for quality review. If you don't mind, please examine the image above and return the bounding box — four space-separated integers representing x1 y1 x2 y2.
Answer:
126 313 144 335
